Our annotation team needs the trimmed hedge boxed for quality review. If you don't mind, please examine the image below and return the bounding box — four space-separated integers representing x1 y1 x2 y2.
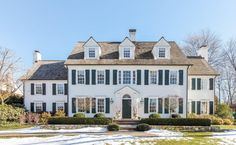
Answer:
107 123 120 131
140 118 211 126
136 123 151 131
48 117 112 125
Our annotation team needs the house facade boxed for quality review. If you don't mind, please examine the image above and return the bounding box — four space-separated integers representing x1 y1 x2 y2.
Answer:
21 29 218 119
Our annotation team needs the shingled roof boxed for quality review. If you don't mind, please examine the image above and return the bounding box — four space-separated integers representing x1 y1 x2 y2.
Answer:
65 41 191 65
21 60 67 80
188 56 219 76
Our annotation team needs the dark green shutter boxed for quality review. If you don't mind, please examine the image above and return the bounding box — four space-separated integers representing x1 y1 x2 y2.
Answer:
72 98 76 113
209 101 214 114
31 83 34 95
30 103 34 112
197 101 201 114
137 70 141 85
43 103 46 112
42 83 46 95
113 70 117 85
178 98 183 114
92 70 96 85
179 70 183 85
92 98 96 113
64 103 68 115
52 84 56 95
105 70 110 85
85 70 90 85
165 70 169 85
52 103 56 112
158 98 163 114
105 98 110 113
209 78 214 90
164 98 169 113
144 98 149 113
192 101 196 113
192 78 196 90
64 84 68 95
86 98 90 113
197 78 201 90
144 70 149 85
72 70 76 85
158 70 163 85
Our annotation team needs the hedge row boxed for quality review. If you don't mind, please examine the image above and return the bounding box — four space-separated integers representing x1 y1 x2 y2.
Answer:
48 117 112 125
140 118 211 126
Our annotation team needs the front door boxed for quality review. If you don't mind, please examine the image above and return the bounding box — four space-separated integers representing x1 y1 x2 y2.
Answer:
122 99 131 119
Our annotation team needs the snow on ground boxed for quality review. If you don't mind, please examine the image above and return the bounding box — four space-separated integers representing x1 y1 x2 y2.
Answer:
211 130 236 145
145 129 183 138
0 127 107 133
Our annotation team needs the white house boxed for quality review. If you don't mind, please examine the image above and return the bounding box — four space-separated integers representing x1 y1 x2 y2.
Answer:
21 29 218 119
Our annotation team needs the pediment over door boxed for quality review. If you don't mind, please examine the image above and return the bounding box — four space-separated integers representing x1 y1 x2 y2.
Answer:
114 86 140 98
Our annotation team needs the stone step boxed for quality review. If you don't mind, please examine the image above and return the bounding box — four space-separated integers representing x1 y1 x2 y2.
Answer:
114 120 140 125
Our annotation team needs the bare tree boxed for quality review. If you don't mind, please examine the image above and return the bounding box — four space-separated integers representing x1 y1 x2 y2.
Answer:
0 47 21 104
183 29 223 68
224 39 236 72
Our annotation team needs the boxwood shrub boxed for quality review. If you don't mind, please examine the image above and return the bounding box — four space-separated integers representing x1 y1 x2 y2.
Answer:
48 117 112 125
140 118 211 126
136 123 151 131
107 123 120 131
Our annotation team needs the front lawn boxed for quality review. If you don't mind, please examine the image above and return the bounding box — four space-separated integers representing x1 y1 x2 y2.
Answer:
213 125 236 130
0 122 32 130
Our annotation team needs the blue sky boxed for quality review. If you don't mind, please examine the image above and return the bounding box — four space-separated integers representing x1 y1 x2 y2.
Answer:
0 0 236 71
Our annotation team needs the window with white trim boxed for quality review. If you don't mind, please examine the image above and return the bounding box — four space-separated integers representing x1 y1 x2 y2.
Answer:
57 84 64 94
56 102 64 111
201 79 207 90
97 70 105 84
35 102 43 112
159 48 166 58
35 84 42 94
133 71 136 84
123 48 131 58
88 48 96 58
123 71 131 84
150 71 157 84
78 70 85 84
150 99 157 112
77 98 85 112
170 71 177 85
97 98 105 113
201 102 208 114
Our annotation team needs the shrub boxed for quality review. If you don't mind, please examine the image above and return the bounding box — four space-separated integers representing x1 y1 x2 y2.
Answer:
54 110 66 117
136 123 151 131
94 113 105 118
40 112 51 125
233 112 236 119
149 114 160 119
211 117 224 125
171 114 181 118
33 113 40 124
107 123 120 131
26 112 34 124
48 117 112 125
73 113 85 118
215 103 233 119
0 104 24 123
140 118 211 126
187 113 198 118
19 114 26 124
223 119 233 125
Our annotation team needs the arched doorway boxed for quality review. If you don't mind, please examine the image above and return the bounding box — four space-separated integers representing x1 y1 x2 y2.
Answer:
122 95 132 119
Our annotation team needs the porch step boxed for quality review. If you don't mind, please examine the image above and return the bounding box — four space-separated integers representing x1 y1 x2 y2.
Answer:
114 120 140 125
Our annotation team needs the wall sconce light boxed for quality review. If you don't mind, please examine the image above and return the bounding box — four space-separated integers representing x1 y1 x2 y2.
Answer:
110 98 114 104
140 98 144 104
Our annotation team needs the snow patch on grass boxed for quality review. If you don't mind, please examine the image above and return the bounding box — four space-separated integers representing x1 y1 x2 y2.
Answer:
211 130 236 145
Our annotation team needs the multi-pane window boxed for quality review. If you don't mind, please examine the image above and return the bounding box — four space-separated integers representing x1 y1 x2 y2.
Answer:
159 48 166 58
78 70 85 84
97 98 105 113
150 99 157 112
170 71 177 85
123 71 131 84
150 71 157 84
118 71 122 84
56 102 64 111
89 48 96 58
35 84 42 94
77 98 85 112
201 102 208 114
123 48 131 58
132 71 136 84
35 102 43 112
201 79 207 90
57 84 64 94
97 70 105 84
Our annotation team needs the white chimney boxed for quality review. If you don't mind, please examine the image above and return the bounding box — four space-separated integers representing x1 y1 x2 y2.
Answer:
129 29 136 41
197 45 208 62
33 50 42 63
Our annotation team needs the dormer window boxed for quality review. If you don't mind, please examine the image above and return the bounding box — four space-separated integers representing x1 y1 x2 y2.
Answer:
159 48 166 58
88 48 96 58
123 48 131 58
